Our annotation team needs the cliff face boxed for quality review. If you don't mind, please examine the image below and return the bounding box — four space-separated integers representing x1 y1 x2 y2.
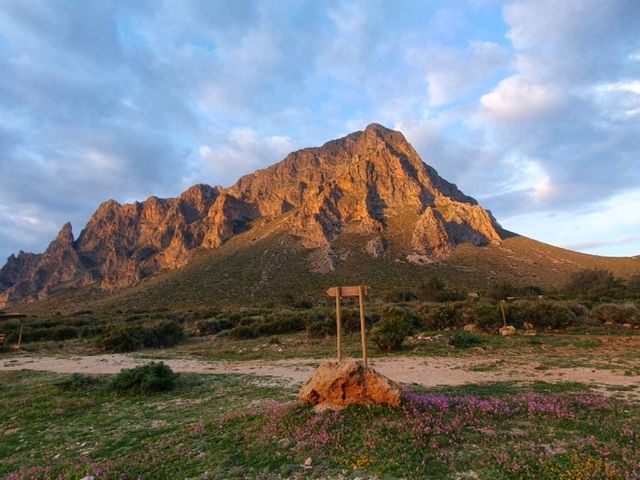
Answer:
0 123 503 305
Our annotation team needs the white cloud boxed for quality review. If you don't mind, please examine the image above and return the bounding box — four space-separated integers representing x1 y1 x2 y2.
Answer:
194 127 296 186
502 188 640 257
408 41 509 107
479 75 562 122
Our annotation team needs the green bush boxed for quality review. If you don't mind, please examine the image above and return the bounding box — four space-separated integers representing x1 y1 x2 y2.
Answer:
566 269 618 295
109 362 178 394
628 273 640 292
384 289 417 303
254 313 307 336
449 331 485 348
194 318 234 336
508 301 577 329
591 303 640 325
306 319 334 338
99 321 185 352
488 281 543 300
370 311 414 352
228 324 259 339
418 276 467 302
56 373 103 391
419 303 464 330
462 302 501 330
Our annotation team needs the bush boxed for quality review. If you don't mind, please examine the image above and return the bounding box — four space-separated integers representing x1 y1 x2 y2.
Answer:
417 276 467 302
627 273 640 292
419 303 464 330
566 269 618 295
508 301 577 329
228 324 258 339
109 362 178 394
488 281 543 300
306 320 333 338
99 321 185 352
462 302 501 330
56 373 103 391
370 311 415 352
591 303 640 325
384 289 417 303
449 332 485 348
254 313 307 336
194 318 234 336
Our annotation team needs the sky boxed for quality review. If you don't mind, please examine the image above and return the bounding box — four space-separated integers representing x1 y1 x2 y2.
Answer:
0 0 639 262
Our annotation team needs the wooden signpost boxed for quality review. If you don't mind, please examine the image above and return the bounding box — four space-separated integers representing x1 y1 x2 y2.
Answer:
326 285 369 365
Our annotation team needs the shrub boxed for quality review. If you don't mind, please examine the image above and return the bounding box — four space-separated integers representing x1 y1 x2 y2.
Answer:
627 273 640 292
419 303 464 330
56 373 103 391
370 311 415 352
417 276 467 302
449 331 485 348
254 313 307 336
488 281 543 300
194 318 234 336
591 303 640 325
384 289 417 303
109 362 178 394
566 269 618 295
462 302 501 330
306 318 335 338
99 321 185 352
228 325 258 339
508 301 577 329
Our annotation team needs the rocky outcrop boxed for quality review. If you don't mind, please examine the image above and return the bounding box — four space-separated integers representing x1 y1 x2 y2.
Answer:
299 360 402 409
0 123 504 304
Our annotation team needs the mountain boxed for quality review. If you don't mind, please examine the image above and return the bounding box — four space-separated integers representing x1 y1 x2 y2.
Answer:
1 124 637 309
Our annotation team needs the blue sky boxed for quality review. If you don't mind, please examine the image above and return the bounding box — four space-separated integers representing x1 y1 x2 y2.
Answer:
0 0 639 261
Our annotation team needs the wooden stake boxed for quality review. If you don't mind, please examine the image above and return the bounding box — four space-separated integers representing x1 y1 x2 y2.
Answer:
17 320 23 350
358 286 368 365
499 299 507 327
335 287 342 362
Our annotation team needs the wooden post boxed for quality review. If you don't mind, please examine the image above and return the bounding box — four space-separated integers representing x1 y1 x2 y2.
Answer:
499 299 507 327
335 287 342 362
17 319 23 350
358 286 368 365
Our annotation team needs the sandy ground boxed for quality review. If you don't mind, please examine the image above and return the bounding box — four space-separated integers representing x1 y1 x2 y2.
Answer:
2 353 639 396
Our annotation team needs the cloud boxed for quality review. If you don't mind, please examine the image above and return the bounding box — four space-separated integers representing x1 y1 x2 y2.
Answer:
479 75 563 122
0 0 638 263
195 128 297 186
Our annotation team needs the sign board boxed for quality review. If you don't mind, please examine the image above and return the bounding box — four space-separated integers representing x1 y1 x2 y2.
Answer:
327 285 369 365
326 286 368 298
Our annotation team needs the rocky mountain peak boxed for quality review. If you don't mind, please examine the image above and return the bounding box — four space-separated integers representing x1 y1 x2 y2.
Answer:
0 124 504 304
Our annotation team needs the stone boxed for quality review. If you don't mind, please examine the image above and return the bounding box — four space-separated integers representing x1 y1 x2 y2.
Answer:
499 325 517 336
463 324 478 332
298 360 402 409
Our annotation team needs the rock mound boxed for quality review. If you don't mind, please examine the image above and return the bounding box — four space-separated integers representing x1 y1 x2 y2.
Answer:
299 360 402 409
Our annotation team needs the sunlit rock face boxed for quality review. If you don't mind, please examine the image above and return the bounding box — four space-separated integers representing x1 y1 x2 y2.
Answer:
0 124 502 303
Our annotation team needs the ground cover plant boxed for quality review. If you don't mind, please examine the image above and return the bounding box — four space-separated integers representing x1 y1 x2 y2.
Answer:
1 370 639 479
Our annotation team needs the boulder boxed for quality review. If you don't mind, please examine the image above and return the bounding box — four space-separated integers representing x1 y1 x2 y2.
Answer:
463 323 478 332
499 325 517 336
299 360 402 409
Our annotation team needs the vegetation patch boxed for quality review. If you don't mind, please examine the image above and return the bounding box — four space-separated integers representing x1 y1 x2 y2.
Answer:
109 362 178 395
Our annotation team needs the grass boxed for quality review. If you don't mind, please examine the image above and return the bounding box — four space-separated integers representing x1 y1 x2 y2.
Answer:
1 370 639 479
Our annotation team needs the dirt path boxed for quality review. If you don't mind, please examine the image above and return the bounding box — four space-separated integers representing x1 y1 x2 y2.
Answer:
2 353 639 396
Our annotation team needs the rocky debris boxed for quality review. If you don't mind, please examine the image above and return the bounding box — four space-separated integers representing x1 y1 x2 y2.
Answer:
1 123 505 304
299 360 402 409
499 326 517 336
